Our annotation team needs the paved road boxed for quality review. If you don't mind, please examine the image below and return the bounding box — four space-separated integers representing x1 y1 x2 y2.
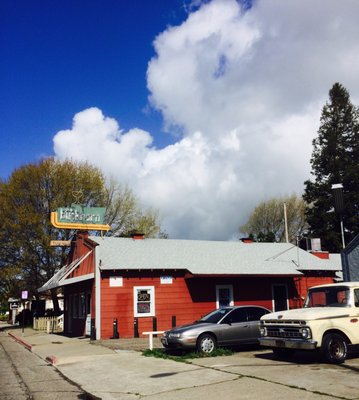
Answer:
0 331 91 400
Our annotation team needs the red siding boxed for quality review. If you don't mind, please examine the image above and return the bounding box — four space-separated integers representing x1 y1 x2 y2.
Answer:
100 271 195 338
62 234 339 339
311 251 329 260
294 274 336 305
98 272 336 339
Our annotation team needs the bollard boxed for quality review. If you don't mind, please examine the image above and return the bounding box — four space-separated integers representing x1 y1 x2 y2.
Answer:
172 315 176 328
111 318 119 339
152 317 157 337
134 317 139 338
90 318 96 340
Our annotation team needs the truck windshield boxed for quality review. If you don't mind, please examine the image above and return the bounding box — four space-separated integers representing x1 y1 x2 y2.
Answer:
304 286 350 308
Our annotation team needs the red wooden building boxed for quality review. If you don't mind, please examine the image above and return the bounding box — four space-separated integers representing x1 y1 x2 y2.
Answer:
39 232 342 339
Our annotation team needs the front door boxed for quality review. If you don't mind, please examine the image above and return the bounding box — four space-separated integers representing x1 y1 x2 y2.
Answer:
272 284 288 311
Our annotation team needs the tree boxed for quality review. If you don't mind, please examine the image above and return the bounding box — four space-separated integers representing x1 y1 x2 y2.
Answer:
303 83 359 252
0 158 162 312
0 158 106 313
103 180 161 238
240 194 307 243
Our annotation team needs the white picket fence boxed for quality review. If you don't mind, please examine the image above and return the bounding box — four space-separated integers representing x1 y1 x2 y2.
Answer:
33 315 63 333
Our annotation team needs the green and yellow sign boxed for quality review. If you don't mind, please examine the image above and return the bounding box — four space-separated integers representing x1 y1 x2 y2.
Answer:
51 204 110 231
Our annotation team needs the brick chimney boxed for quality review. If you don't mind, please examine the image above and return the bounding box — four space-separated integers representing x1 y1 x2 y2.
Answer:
131 233 145 240
311 251 329 260
240 238 253 244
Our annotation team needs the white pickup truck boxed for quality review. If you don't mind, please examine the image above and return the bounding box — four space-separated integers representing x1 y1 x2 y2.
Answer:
259 282 359 364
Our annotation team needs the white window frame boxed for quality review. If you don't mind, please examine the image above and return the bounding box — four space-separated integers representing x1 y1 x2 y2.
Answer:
133 286 155 317
216 285 234 308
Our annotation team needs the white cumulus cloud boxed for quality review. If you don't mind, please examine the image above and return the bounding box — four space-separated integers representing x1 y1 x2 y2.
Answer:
53 0 359 240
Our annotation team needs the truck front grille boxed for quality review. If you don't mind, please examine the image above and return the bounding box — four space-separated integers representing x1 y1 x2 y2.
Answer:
266 327 302 339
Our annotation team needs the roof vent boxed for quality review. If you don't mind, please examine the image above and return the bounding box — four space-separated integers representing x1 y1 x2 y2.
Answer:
310 238 322 251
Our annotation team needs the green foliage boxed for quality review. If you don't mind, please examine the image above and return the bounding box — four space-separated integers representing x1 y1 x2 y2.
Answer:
241 194 307 243
142 347 233 362
303 83 359 252
0 158 106 310
0 158 163 308
98 179 161 238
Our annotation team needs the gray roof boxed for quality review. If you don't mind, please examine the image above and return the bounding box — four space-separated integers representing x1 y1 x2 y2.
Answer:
89 237 341 276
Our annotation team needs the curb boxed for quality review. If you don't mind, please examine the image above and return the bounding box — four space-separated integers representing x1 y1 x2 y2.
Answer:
8 332 33 351
8 331 58 366
45 355 58 365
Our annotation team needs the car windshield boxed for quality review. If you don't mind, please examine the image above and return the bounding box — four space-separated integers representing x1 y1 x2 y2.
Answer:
304 286 351 308
198 308 233 323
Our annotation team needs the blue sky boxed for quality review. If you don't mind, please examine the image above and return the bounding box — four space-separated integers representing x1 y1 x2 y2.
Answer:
1 0 191 178
1 0 359 240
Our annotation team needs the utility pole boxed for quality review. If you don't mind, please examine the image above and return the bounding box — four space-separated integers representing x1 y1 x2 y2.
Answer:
283 202 289 243
331 183 345 249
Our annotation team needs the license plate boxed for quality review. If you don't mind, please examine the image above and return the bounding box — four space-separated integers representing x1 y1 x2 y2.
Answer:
275 340 285 347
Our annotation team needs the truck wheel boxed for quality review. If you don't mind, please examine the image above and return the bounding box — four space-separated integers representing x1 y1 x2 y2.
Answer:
321 333 347 364
197 333 217 354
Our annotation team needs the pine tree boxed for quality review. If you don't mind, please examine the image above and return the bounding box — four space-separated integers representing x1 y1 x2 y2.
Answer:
303 83 359 252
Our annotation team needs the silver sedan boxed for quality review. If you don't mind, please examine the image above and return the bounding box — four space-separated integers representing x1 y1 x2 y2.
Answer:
161 306 271 354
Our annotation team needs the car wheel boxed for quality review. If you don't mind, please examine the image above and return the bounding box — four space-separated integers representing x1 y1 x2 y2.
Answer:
197 333 217 354
272 348 296 359
321 333 347 364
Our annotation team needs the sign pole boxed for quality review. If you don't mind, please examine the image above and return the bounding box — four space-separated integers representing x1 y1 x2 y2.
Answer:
21 290 28 334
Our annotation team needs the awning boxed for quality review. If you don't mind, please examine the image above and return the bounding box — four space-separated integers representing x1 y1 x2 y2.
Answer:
38 250 93 292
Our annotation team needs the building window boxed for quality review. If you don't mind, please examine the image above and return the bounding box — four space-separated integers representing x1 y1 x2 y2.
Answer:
134 286 155 317
216 285 234 308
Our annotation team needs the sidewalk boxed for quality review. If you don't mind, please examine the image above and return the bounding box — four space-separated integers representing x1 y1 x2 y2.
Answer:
3 325 236 400
2 323 357 400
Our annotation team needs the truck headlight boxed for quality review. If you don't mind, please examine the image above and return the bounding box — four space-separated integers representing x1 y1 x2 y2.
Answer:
300 327 311 339
259 326 267 337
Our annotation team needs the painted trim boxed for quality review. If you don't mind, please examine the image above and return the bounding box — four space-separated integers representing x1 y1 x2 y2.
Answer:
50 211 110 231
216 284 234 308
133 286 155 317
61 273 94 286
95 247 101 340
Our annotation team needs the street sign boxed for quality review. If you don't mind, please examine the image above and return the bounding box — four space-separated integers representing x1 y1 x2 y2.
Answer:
50 240 72 247
50 204 110 231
